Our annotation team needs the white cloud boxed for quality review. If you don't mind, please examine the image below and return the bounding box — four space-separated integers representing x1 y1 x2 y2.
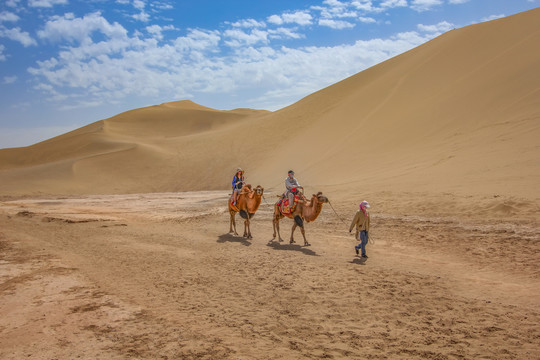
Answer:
0 44 6 61
417 21 454 33
350 0 407 13
151 2 174 11
268 27 304 40
28 0 68 8
0 11 20 22
230 19 266 28
132 11 150 22
319 19 356 29
359 16 377 24
133 0 146 10
3 75 17 84
284 11 313 25
449 0 469 4
0 27 37 46
481 14 505 22
351 0 374 12
410 0 443 12
268 11 313 26
317 0 358 19
174 29 221 52
267 15 283 25
224 29 268 47
146 24 175 40
37 12 128 44
379 0 408 10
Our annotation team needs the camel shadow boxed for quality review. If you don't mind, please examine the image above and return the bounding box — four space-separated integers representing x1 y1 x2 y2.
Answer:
350 257 367 265
266 239 319 256
217 233 252 247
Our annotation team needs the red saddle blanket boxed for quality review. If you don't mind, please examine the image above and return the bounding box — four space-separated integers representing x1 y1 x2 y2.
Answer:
278 195 300 215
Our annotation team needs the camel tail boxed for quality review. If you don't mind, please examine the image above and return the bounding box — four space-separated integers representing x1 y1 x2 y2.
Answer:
239 210 248 219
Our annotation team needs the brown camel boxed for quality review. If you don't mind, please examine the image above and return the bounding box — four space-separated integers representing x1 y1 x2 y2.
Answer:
228 184 264 239
272 191 329 246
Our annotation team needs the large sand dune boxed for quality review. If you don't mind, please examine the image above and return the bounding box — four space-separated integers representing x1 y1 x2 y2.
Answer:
1 8 539 203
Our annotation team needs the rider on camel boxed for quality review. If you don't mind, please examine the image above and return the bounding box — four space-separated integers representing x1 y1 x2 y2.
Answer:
284 170 303 211
231 168 245 206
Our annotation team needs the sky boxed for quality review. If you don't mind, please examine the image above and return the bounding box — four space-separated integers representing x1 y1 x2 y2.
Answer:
0 0 539 149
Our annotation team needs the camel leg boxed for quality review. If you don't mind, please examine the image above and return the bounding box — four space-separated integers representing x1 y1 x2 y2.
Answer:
245 218 252 239
273 210 284 242
300 225 310 246
243 218 252 239
229 211 238 235
229 210 238 235
290 223 297 244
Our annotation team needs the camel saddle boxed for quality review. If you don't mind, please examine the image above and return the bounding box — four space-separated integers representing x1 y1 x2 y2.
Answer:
278 194 300 215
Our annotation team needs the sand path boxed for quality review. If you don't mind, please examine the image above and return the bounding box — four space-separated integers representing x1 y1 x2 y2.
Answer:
1 192 539 359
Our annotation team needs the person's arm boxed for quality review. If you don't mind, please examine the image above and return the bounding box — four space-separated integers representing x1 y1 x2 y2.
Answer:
285 178 293 191
349 212 359 232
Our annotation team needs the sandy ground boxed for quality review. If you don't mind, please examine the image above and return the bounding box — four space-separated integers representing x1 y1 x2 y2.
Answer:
0 191 539 359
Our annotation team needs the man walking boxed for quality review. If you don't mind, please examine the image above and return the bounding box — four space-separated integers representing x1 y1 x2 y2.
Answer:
349 200 371 258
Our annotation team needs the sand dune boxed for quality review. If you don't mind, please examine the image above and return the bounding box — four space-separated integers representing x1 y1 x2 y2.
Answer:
1 9 539 203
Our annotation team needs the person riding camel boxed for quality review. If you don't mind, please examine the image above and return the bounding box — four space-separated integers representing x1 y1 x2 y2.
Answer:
283 170 303 212
231 168 245 206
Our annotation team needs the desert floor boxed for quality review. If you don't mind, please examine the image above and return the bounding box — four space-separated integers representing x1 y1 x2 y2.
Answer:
0 191 539 359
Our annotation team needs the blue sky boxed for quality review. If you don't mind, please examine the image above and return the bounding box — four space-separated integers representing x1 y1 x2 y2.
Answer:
0 0 539 148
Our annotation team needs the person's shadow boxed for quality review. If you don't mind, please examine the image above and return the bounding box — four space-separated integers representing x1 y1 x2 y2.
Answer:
350 256 367 265
266 239 319 256
217 233 252 246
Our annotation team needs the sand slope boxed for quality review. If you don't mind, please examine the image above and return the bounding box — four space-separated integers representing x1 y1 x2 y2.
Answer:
0 9 539 204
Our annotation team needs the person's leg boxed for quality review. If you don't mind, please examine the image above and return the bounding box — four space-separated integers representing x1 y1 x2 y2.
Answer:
360 231 368 257
288 192 294 210
233 189 237 205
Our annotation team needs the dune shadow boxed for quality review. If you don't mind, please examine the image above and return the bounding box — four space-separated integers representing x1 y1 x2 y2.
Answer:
349 257 367 265
217 233 252 246
266 239 319 256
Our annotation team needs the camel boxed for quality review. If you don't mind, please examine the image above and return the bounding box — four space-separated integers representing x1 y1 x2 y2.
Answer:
228 184 264 239
272 191 329 246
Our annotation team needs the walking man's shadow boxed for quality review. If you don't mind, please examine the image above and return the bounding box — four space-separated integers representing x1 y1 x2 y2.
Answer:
350 256 367 265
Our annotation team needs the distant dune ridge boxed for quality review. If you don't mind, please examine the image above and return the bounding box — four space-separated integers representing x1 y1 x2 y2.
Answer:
1 8 539 200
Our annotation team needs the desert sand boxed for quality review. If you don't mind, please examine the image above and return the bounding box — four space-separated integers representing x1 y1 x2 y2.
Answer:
1 7 540 360
0 191 539 359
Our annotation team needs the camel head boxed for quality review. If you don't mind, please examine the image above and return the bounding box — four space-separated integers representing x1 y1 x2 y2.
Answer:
312 192 329 204
254 185 264 196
